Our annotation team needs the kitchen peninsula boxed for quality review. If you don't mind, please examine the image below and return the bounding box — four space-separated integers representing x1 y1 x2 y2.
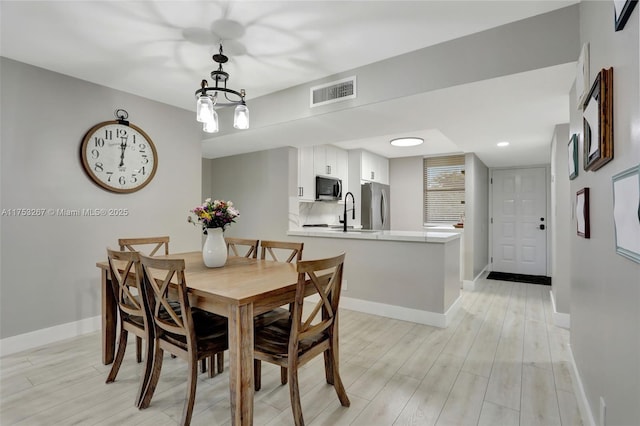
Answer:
287 228 461 327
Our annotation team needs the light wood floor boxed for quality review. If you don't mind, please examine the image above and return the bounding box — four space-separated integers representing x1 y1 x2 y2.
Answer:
1 276 584 425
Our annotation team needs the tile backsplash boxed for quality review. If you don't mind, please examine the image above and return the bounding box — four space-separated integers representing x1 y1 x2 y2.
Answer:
295 201 343 227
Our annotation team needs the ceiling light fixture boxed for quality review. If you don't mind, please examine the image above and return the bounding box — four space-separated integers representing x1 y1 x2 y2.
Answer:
195 43 249 133
390 137 424 147
497 141 510 147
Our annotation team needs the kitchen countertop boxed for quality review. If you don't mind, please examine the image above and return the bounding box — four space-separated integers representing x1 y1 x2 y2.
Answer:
288 228 460 243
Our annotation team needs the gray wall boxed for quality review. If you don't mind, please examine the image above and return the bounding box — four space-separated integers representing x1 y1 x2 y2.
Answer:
464 153 490 281
389 156 424 231
550 123 571 315
388 154 489 283
294 235 460 315
204 147 292 241
570 2 640 425
0 58 203 339
202 158 214 202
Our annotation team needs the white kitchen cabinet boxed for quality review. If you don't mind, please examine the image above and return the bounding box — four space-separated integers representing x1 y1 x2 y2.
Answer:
313 145 347 181
297 146 315 201
336 147 348 200
335 147 348 183
360 150 389 184
299 145 349 201
314 145 331 176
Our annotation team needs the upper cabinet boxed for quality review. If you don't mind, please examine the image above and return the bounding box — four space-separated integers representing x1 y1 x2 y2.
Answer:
359 149 389 184
297 144 348 201
297 146 315 201
314 145 348 181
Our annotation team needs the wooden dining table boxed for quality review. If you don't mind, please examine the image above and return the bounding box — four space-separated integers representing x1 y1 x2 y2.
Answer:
96 251 300 426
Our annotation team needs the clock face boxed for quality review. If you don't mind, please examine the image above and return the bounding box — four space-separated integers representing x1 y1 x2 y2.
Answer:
81 121 158 193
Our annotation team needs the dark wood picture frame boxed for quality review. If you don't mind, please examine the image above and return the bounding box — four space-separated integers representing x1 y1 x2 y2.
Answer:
568 134 579 180
583 68 614 172
576 187 590 238
614 0 638 31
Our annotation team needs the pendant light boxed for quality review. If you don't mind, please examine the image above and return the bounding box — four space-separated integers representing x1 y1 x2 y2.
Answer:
195 43 249 132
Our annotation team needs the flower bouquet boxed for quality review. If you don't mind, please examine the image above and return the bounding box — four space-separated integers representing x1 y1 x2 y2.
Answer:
188 198 239 234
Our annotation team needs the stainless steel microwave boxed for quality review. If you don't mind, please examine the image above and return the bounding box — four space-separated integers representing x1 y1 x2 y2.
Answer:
315 176 342 201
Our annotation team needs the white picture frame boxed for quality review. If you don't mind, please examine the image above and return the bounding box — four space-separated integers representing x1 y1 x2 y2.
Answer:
612 164 640 263
576 43 590 108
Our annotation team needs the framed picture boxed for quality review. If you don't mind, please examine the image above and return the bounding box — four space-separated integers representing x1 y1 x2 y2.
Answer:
612 164 640 263
614 0 638 31
583 68 614 171
568 134 579 180
576 43 589 108
576 188 590 238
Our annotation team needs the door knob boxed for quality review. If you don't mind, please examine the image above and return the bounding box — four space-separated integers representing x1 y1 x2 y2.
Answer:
539 224 545 230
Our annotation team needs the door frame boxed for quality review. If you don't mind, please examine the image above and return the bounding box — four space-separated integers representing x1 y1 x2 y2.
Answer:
488 165 552 276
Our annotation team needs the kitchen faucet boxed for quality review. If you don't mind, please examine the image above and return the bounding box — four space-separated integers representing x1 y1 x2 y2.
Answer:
343 191 355 232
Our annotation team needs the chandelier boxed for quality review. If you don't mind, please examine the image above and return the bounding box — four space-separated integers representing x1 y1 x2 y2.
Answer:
195 43 249 133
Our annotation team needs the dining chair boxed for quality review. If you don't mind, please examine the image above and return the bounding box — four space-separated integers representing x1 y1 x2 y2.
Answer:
225 237 259 258
253 252 350 426
255 240 304 385
118 236 170 256
259 240 304 263
117 236 169 364
138 254 229 426
119 236 217 374
105 248 153 408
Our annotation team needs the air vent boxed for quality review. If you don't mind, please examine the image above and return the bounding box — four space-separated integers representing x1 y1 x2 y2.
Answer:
310 76 357 107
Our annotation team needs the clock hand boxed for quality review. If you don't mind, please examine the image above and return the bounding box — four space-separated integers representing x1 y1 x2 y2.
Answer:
118 137 128 170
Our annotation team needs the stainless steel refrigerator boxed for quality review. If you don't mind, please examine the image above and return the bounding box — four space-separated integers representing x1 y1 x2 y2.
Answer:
361 182 391 230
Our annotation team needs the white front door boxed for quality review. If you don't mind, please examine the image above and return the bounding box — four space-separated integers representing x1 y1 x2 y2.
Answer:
491 167 547 275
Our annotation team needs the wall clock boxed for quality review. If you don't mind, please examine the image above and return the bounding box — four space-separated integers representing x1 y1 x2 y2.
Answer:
80 110 158 193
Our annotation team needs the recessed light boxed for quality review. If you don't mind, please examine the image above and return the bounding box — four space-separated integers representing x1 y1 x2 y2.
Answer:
390 137 424 147
497 141 510 147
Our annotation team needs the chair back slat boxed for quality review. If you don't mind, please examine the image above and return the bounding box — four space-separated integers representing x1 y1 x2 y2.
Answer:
107 249 145 318
119 236 170 256
299 272 333 334
260 240 303 263
140 255 194 343
225 237 259 258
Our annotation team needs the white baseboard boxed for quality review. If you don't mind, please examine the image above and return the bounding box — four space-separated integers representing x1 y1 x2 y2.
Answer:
568 344 596 426
340 295 462 328
0 315 101 357
463 263 490 292
549 290 571 329
442 295 463 327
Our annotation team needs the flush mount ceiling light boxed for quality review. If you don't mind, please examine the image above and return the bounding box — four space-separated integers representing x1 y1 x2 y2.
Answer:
390 137 424 147
195 43 249 133
497 141 510 147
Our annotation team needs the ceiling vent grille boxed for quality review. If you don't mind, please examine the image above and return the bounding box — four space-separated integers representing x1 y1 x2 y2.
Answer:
310 76 356 108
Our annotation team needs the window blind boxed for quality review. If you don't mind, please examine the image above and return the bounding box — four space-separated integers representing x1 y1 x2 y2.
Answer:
424 155 465 223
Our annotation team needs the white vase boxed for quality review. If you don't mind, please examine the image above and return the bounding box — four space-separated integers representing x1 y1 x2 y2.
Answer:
202 227 227 268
